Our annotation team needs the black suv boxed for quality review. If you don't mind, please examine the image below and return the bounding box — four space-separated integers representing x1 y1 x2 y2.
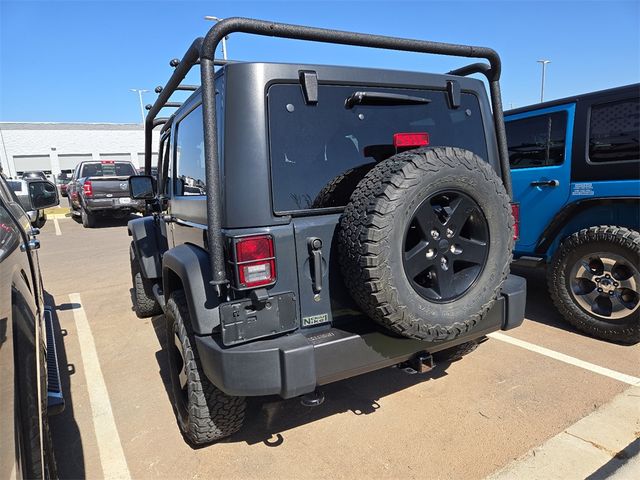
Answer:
0 172 63 478
127 18 526 445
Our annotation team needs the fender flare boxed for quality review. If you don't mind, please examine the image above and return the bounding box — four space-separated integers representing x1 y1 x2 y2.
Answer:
127 216 163 279
535 197 640 255
162 244 221 335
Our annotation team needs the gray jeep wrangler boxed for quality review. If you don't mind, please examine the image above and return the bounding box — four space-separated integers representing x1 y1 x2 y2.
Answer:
127 17 526 445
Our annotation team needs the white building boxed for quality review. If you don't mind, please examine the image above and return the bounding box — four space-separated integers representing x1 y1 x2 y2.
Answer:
0 122 160 178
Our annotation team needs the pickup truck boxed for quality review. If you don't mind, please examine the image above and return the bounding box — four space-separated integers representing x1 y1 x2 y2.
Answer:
67 160 144 228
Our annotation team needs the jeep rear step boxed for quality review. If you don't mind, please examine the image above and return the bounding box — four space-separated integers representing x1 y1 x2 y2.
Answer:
195 275 526 399
44 308 65 415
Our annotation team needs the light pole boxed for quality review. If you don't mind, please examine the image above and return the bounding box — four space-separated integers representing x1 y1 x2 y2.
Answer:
537 60 551 103
130 89 149 124
204 15 228 60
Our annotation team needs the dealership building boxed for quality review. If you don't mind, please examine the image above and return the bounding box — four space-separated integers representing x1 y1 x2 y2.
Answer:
0 122 160 178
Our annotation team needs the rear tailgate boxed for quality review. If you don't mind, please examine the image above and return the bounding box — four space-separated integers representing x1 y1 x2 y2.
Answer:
86 176 132 200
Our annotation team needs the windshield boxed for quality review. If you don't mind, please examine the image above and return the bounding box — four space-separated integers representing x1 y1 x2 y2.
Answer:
80 162 136 177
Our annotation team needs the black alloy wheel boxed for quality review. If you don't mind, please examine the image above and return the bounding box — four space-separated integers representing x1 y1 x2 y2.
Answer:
403 190 489 303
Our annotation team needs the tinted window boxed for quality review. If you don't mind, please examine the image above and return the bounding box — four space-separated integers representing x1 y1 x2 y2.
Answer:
589 98 640 163
506 111 567 169
268 84 488 212
175 105 206 196
80 162 136 177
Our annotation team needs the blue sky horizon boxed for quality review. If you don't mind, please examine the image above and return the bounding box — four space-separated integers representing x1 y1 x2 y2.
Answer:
1 0 638 123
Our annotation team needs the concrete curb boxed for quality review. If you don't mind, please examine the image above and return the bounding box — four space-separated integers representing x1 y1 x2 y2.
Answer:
487 386 640 479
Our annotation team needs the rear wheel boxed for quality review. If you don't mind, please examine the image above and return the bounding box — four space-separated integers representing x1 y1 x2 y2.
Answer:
81 208 96 228
166 290 246 445
548 226 640 344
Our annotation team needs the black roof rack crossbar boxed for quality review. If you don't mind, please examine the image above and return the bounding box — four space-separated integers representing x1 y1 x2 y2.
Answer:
144 17 513 293
171 57 230 67
447 62 492 79
152 117 169 128
155 85 199 93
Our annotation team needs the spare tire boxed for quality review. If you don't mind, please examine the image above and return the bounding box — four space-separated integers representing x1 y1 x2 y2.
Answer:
312 163 375 209
338 147 514 341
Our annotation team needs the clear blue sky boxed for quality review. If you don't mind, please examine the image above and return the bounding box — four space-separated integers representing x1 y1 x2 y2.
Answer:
1 0 638 123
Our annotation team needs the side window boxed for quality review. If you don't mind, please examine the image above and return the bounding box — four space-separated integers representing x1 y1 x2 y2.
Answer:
589 98 640 163
174 105 205 196
157 134 170 195
506 111 567 169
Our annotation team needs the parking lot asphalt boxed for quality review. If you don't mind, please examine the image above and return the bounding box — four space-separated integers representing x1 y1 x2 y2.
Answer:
40 216 639 479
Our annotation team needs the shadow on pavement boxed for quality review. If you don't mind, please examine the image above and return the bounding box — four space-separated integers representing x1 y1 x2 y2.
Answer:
44 291 85 480
585 436 640 480
511 265 581 333
69 212 137 229
150 315 459 449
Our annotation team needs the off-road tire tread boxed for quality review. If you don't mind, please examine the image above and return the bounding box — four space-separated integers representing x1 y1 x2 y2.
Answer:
548 225 640 344
338 147 513 342
167 290 246 444
130 243 162 318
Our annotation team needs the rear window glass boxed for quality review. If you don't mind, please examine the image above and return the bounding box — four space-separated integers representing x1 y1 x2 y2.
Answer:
268 84 488 213
81 162 136 177
589 98 640 163
6 180 23 193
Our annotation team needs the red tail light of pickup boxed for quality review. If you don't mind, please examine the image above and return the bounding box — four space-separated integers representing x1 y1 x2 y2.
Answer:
83 180 93 197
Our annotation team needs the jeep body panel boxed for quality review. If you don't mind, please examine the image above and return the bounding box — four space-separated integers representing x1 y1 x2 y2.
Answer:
194 274 526 398
506 83 640 259
133 18 525 403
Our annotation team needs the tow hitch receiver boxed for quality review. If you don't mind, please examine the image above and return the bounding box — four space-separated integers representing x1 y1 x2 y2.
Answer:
398 353 435 375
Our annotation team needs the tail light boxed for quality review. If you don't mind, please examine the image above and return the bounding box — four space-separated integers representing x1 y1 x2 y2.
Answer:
511 203 520 240
83 180 93 197
393 132 430 148
234 235 276 289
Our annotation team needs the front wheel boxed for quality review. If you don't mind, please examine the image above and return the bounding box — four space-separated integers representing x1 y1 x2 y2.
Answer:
129 243 162 318
548 226 640 344
166 290 246 445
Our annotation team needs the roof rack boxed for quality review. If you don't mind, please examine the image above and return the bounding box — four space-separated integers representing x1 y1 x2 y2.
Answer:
145 17 513 294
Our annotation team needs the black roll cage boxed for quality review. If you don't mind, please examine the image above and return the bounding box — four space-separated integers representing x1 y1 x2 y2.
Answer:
144 17 513 294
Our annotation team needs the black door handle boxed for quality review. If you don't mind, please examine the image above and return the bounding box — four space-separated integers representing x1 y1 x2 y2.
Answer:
308 237 323 294
530 179 559 187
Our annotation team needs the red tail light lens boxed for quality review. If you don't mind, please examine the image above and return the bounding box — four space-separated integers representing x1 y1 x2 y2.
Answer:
393 132 430 148
511 203 520 240
235 235 276 288
83 180 93 197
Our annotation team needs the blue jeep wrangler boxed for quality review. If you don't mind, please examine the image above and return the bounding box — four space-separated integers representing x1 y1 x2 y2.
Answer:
505 84 639 343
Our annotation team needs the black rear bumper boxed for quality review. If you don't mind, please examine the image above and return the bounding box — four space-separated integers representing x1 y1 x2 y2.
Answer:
195 274 526 399
85 197 145 213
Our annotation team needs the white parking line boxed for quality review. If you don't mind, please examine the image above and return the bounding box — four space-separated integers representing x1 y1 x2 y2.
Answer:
489 332 640 386
69 293 131 480
53 217 61 236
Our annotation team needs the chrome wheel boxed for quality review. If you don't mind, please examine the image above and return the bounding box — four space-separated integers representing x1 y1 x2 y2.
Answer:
570 252 640 320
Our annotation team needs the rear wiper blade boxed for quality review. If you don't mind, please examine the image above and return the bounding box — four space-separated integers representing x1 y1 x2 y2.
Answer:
345 91 431 109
